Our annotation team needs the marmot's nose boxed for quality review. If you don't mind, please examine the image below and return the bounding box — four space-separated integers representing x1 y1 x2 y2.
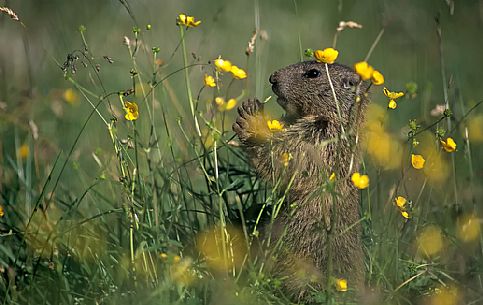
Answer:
269 72 278 85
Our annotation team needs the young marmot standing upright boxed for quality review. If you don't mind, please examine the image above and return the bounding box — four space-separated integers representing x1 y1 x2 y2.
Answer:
233 61 368 300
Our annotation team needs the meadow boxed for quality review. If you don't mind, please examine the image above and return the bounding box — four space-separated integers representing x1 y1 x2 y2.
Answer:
1 0 483 304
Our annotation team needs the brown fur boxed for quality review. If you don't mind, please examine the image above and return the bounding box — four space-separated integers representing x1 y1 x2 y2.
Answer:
233 61 369 301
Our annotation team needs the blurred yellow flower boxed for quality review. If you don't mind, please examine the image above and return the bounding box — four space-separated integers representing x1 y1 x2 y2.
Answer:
467 115 483 143
159 253 168 261
457 214 480 243
440 137 456 152
335 278 348 292
371 70 384 85
395 196 407 209
214 97 237 111
427 286 459 305
18 144 29 159
354 61 374 81
400 210 410 219
230 65 247 79
388 99 397 109
281 152 292 167
176 13 201 28
411 154 425 169
62 88 79 104
383 87 404 99
417 225 443 257
314 47 339 64
267 119 284 132
351 172 369 189
0 205 4 217
204 74 216 88
124 101 139 121
214 56 232 73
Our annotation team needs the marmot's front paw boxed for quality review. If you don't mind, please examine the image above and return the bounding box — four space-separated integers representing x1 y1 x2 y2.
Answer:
233 99 270 144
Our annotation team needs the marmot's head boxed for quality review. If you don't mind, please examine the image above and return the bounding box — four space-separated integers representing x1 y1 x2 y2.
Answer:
269 61 367 123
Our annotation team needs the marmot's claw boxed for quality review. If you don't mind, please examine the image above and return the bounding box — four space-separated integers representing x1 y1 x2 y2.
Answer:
240 99 263 118
233 98 267 144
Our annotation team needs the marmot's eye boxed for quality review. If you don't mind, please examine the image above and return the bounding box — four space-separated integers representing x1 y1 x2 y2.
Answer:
342 78 355 89
304 69 321 79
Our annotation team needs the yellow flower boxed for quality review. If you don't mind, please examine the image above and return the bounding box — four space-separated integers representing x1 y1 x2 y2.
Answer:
417 225 443 257
230 65 247 79
388 99 397 109
281 152 293 167
176 14 201 28
124 101 139 121
329 172 336 182
18 144 29 159
314 48 339 64
400 210 410 219
267 119 284 132
214 56 232 73
411 154 425 169
62 88 79 104
351 172 369 189
383 87 404 99
395 196 407 209
173 255 182 263
354 61 374 81
159 253 168 261
0 205 4 217
371 70 384 85
457 214 480 243
214 97 237 111
204 74 216 88
335 278 348 292
440 137 456 152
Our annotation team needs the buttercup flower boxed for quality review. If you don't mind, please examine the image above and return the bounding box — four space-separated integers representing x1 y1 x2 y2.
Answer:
267 119 284 132
400 210 410 219
204 74 216 88
395 196 407 209
351 172 369 189
440 137 456 152
176 14 201 28
214 57 232 73
314 48 339 64
62 88 79 104
230 65 247 79
335 278 348 292
383 87 405 110
354 61 374 81
0 205 4 217
411 154 425 169
371 70 384 85
124 101 139 121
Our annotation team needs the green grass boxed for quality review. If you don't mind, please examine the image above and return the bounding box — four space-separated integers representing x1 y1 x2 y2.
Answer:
1 0 483 304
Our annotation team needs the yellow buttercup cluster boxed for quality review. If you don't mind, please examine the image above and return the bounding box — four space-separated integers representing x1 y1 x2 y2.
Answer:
313 47 339 64
214 56 247 80
383 87 405 109
335 278 348 292
354 61 384 86
176 14 201 28
394 196 410 219
214 97 237 111
204 74 216 88
351 172 369 189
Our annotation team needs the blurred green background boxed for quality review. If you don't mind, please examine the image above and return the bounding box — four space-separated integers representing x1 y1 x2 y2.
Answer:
1 0 483 304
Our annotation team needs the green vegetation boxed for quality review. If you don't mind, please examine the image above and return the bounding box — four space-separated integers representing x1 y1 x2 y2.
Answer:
1 1 483 304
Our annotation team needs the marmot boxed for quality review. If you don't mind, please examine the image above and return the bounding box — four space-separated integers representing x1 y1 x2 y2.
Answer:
233 61 368 301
